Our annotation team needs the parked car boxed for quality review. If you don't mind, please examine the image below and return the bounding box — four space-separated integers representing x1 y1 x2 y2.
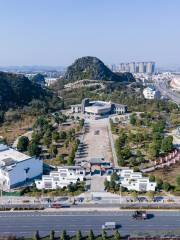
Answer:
51 203 62 208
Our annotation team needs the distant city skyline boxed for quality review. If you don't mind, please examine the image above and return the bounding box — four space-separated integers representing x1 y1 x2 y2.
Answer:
0 0 180 67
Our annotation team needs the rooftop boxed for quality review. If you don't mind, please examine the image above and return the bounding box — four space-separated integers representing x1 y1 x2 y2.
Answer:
0 144 31 164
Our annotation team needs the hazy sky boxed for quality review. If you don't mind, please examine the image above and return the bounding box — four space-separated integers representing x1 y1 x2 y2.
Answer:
0 0 180 67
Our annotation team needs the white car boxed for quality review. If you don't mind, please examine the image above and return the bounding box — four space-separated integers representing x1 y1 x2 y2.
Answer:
102 222 117 230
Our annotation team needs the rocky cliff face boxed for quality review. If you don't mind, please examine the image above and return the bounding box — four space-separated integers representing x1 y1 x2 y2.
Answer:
63 56 135 82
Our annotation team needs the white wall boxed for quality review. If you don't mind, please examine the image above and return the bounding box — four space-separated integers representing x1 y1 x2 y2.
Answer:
8 157 42 188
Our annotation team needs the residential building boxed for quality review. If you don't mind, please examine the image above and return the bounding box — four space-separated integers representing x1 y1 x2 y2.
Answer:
138 62 145 73
107 168 156 192
35 166 85 190
0 144 42 190
129 62 136 73
146 62 155 74
143 86 161 99
116 61 155 74
111 103 128 114
71 104 82 113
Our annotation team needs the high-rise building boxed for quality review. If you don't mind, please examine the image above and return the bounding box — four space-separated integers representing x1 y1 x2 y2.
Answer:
125 63 130 72
138 62 145 73
111 61 155 74
129 62 136 73
146 62 155 74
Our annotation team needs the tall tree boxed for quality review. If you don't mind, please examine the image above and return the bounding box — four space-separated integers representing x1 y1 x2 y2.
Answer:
113 230 121 240
17 136 29 152
76 230 82 240
88 229 94 240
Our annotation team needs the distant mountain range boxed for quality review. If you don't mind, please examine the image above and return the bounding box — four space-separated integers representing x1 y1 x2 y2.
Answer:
0 66 66 73
63 56 135 83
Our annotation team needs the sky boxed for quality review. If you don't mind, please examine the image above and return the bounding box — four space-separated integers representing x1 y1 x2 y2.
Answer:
0 0 180 67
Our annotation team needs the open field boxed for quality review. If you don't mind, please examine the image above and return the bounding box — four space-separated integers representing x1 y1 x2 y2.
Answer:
0 115 36 144
149 162 180 185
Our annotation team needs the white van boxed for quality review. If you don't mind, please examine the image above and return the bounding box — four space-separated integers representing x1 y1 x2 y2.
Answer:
102 222 117 230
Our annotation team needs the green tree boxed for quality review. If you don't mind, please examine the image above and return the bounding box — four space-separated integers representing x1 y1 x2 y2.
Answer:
152 120 165 133
161 136 173 153
111 172 119 182
130 113 137 125
43 135 51 148
48 145 58 157
49 230 55 240
146 191 155 200
101 230 107 240
156 178 163 189
113 229 121 240
148 142 159 159
0 111 4 124
52 131 60 142
60 230 67 240
131 191 138 200
149 175 155 182
17 136 29 152
79 119 85 128
28 142 41 157
162 182 170 192
59 131 67 140
88 229 94 240
76 230 82 240
176 176 180 187
104 179 110 190
33 230 40 240
31 73 45 85
33 116 48 130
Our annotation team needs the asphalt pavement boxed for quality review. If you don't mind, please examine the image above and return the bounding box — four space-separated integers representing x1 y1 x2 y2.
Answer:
0 211 180 237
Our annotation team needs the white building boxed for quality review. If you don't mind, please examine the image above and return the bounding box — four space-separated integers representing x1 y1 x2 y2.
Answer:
107 168 156 192
70 99 127 116
35 166 85 190
170 76 180 92
0 144 42 190
143 86 161 99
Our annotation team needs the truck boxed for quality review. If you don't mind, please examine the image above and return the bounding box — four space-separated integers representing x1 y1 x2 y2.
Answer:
132 211 147 220
102 222 117 230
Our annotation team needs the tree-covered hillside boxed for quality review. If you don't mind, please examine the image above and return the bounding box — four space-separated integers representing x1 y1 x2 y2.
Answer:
63 56 135 83
0 72 49 110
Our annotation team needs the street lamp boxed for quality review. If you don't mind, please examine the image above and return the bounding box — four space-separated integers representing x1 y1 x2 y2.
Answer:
119 184 122 208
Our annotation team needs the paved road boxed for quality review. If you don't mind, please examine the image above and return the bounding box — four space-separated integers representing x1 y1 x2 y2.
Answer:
0 211 180 237
155 79 180 105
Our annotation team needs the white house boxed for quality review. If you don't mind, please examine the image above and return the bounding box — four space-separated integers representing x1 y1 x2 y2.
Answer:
143 86 161 100
107 168 156 192
0 144 43 190
35 166 85 190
